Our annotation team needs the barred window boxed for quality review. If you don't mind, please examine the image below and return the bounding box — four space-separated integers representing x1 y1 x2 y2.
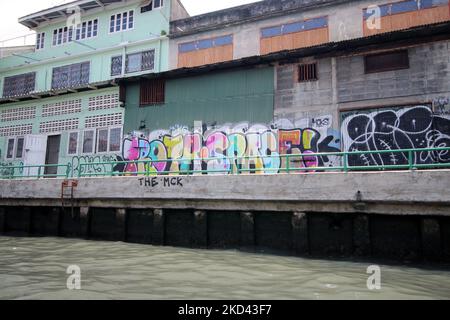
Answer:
51 62 90 90
111 56 123 76
125 50 155 73
298 63 318 82
2 73 36 98
140 79 165 105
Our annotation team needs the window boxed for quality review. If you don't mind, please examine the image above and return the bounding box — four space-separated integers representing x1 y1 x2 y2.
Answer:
179 35 233 53
298 63 318 82
51 62 90 90
82 130 95 154
67 132 79 155
97 128 109 153
2 72 36 98
140 79 165 105
5 137 24 160
36 33 45 50
96 127 122 153
15 137 24 159
364 50 409 74
111 56 123 76
110 10 134 33
109 127 122 152
6 138 15 159
141 0 164 13
53 19 97 46
125 50 155 73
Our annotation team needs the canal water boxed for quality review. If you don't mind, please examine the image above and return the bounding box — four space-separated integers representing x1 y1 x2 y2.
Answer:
0 237 449 300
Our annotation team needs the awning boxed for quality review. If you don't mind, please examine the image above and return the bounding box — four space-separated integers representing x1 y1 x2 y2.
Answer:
19 0 124 29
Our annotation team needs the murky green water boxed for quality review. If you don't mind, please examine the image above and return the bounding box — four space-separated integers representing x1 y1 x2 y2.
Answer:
0 237 449 300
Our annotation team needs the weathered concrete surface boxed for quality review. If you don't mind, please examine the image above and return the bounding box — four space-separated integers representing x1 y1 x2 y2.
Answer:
1 170 450 215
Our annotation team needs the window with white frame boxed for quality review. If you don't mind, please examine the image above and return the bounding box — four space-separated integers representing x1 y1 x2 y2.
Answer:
97 128 109 153
110 10 134 33
36 33 45 50
5 137 25 160
82 130 96 154
141 0 164 13
6 138 15 159
67 131 79 155
109 127 122 152
52 19 98 46
96 127 122 153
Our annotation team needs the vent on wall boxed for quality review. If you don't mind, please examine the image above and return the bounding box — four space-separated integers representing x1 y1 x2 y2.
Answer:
88 94 120 111
42 99 82 117
39 119 79 133
0 124 33 137
84 113 123 128
1 106 36 122
298 63 318 82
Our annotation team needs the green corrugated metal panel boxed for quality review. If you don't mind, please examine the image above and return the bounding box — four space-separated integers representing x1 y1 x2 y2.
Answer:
123 67 275 133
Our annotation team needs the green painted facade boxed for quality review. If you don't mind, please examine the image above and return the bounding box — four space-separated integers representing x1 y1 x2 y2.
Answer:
0 0 172 87
123 67 275 134
0 0 183 177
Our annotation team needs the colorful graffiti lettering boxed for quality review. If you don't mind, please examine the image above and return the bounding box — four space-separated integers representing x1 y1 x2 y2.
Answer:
121 121 341 175
342 106 450 166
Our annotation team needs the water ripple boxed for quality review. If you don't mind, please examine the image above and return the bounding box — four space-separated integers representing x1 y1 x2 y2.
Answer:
0 237 449 300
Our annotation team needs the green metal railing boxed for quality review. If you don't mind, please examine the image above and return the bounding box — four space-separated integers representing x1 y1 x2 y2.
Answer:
0 164 71 180
76 146 450 178
0 147 449 180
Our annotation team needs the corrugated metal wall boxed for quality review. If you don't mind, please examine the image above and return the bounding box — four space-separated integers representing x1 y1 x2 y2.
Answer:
123 67 275 133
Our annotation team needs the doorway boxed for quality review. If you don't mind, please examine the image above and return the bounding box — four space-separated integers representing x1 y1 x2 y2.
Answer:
44 135 61 177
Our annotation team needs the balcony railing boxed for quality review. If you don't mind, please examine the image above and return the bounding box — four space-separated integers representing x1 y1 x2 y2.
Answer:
0 147 449 180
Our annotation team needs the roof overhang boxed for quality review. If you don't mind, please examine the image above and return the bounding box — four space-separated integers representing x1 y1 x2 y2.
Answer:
19 0 125 29
120 21 450 83
0 80 117 105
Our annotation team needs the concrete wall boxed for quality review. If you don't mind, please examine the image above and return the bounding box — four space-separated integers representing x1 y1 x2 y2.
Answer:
274 57 336 127
272 40 450 135
1 170 450 215
168 0 450 69
337 40 450 109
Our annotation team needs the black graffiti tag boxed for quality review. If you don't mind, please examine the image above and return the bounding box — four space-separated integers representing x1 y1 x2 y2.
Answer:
139 177 184 188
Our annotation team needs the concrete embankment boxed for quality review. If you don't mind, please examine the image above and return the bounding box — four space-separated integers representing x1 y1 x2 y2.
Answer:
0 170 449 263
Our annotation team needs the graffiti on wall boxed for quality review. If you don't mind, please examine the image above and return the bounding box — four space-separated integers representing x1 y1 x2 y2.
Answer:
0 161 23 177
120 119 341 175
342 106 450 167
69 155 125 176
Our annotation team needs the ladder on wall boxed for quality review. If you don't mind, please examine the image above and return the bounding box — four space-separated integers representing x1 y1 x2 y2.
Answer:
61 180 78 217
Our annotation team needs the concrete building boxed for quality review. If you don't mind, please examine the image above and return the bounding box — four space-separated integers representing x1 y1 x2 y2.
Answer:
110 0 450 177
1 1 450 263
0 0 188 177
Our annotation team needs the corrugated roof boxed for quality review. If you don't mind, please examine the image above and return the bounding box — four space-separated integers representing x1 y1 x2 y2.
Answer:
121 21 450 83
19 0 124 29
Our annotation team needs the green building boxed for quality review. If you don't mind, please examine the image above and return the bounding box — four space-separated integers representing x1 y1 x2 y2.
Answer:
0 0 188 177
